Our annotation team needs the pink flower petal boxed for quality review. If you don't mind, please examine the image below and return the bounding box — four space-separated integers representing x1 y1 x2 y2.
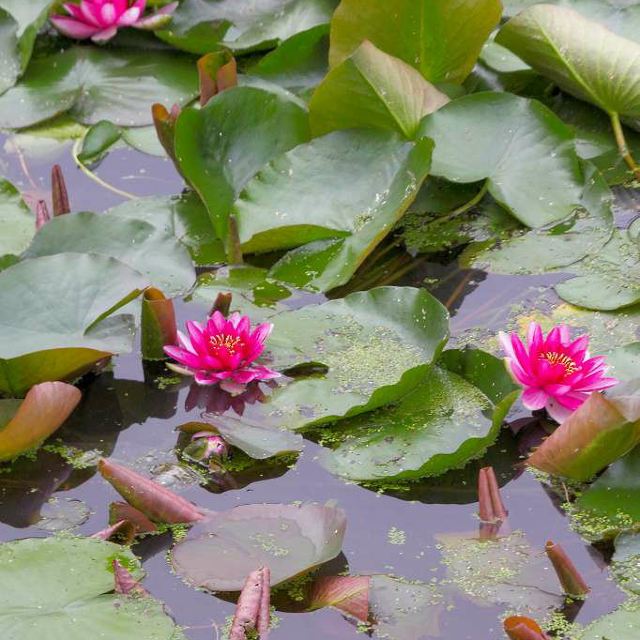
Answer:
118 5 143 26
50 15 100 38
545 399 574 424
163 346 202 370
522 387 549 410
176 329 195 353
81 1 106 27
101 2 117 24
91 25 119 42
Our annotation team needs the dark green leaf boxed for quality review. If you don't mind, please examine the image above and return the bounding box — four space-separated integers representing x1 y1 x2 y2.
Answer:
78 120 122 164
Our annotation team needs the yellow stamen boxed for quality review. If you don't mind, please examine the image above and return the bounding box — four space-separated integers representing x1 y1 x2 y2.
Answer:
209 334 243 355
540 351 580 376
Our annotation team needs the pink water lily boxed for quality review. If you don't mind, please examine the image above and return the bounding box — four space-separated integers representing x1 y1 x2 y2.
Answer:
164 311 280 386
51 0 177 43
500 322 618 423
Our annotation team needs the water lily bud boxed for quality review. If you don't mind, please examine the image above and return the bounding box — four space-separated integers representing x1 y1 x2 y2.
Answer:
186 432 229 463
35 200 51 230
545 540 590 597
141 287 177 360
51 165 70 216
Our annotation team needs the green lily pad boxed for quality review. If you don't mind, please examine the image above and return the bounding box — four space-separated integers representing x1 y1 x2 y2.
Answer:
0 46 199 129
418 92 584 228
190 265 296 319
497 4 640 129
174 85 310 237
579 598 640 640
248 286 449 431
77 120 123 164
460 162 614 275
108 193 225 266
171 502 346 591
555 229 640 310
309 40 449 138
0 253 147 397
0 537 185 639
0 178 33 263
607 343 640 384
318 348 518 482
437 530 564 620
235 129 431 256
329 0 502 84
24 211 195 296
612 531 640 595
249 25 329 96
0 0 52 94
573 445 640 540
268 134 432 292
157 0 338 55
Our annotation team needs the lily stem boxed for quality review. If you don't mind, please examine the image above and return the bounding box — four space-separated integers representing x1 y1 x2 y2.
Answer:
439 180 489 222
610 112 640 180
71 139 137 200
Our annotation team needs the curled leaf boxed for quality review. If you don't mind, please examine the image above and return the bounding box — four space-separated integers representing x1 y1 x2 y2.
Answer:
209 291 232 318
91 519 136 544
545 541 590 597
152 103 181 167
198 50 237 107
113 559 148 597
308 575 371 622
478 466 508 523
51 164 70 216
0 382 81 461
230 566 271 640
98 458 204 524
527 381 640 480
504 616 551 640
141 287 177 360
109 502 158 535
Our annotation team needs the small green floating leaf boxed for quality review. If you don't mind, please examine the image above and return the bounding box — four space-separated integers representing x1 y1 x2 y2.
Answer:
329 0 502 84
77 120 122 165
418 91 584 228
0 537 185 640
309 40 449 138
171 502 346 591
318 349 518 482
0 253 147 397
0 46 199 129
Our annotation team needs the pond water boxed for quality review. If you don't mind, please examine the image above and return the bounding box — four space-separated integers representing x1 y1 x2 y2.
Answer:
0 133 635 639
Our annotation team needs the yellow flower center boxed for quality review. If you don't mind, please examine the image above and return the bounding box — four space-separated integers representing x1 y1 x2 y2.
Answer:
209 334 243 355
540 351 580 376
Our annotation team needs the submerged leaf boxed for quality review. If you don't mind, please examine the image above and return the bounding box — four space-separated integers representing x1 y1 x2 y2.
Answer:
171 502 346 591
528 380 640 481
0 382 80 461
